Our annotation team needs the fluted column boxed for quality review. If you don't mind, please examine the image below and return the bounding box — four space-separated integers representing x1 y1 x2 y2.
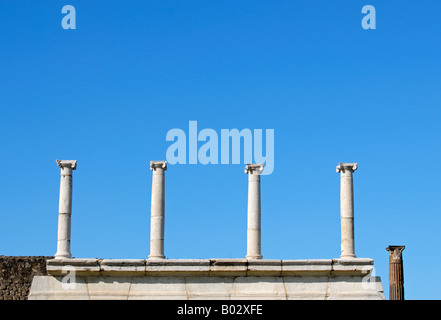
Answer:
245 164 264 259
336 162 357 259
386 245 405 300
148 161 167 259
55 160 77 259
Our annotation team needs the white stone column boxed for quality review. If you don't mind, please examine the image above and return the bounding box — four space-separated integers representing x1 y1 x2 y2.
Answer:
148 161 167 259
336 163 358 259
245 164 264 259
55 160 77 259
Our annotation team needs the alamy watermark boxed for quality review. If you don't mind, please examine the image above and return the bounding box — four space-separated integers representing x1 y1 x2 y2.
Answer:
61 265 77 290
362 5 376 30
61 5 76 30
361 266 379 290
60 5 375 31
166 121 275 175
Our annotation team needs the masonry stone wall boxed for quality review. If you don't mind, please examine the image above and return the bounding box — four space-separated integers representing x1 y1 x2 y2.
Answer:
29 258 385 300
0 256 53 300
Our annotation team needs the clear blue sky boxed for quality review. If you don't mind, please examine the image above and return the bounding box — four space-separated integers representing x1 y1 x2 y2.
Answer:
1 1 440 300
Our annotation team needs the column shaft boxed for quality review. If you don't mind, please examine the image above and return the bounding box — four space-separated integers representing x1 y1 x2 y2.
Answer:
337 163 357 259
387 245 405 300
55 160 77 259
149 161 167 259
245 164 264 259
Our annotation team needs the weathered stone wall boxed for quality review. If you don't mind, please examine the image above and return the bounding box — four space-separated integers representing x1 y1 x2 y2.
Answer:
29 258 385 300
0 256 53 300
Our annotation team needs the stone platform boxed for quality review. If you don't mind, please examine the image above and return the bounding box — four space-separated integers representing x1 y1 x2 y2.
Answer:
28 258 385 300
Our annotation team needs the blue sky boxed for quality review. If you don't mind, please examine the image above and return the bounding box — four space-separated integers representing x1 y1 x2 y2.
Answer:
1 1 440 300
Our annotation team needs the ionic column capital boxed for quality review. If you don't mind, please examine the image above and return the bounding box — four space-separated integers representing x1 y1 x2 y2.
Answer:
386 245 405 261
336 163 357 173
150 161 167 171
56 160 77 170
245 164 264 175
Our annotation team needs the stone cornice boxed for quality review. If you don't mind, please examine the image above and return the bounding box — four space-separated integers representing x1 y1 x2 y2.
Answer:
45 258 374 277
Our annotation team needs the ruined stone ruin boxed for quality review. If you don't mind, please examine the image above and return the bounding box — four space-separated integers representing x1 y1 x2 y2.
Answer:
25 160 384 300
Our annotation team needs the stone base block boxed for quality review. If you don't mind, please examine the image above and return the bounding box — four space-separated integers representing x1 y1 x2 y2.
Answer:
28 258 385 300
